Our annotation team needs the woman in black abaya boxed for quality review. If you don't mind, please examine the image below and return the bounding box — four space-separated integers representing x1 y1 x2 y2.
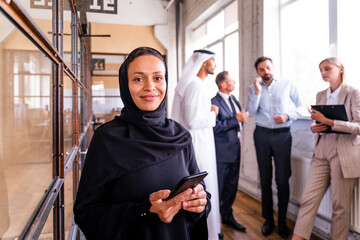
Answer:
74 47 210 240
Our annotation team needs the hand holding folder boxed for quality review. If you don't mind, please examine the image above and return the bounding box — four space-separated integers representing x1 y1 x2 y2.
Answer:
310 104 349 134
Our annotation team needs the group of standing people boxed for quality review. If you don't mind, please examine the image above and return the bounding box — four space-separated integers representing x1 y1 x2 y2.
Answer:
73 46 360 240
171 50 302 239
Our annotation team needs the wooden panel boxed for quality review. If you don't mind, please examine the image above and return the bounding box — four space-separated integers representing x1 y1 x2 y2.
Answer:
91 23 166 54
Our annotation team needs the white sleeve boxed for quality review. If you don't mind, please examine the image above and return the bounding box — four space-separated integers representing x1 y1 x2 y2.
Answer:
182 82 216 130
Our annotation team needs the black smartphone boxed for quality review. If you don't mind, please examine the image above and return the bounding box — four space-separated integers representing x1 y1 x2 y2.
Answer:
164 171 208 201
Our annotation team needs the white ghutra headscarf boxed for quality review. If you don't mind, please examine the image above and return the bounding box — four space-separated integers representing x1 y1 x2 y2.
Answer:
171 49 215 123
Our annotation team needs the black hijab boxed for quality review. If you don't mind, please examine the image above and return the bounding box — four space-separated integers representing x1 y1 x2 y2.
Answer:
75 47 192 204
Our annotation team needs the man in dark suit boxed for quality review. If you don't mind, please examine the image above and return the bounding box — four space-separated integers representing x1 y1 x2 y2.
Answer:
211 71 249 232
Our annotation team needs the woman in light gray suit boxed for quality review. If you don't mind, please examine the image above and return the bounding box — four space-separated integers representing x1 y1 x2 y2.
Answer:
292 57 360 240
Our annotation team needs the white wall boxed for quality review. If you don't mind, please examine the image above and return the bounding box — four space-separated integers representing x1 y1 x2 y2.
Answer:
154 3 177 116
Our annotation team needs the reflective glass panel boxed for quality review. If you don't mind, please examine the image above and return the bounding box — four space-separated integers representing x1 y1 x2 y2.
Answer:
64 74 73 155
63 53 71 70
224 1 238 35
193 24 207 50
92 54 123 127
0 13 53 238
64 20 71 64
65 168 74 238
280 0 329 105
83 92 90 129
78 86 83 135
338 0 360 90
16 0 54 44
78 37 81 79
224 32 239 99
207 11 224 44
206 42 223 98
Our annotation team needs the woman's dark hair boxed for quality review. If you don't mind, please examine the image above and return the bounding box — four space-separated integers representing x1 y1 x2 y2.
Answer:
118 46 168 114
126 47 166 69
215 71 229 89
254 56 273 70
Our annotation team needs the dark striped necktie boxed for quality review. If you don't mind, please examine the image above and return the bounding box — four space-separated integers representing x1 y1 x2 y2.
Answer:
228 96 236 116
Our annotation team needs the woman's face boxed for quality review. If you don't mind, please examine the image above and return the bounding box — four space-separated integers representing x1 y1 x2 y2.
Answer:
319 61 343 83
127 55 166 111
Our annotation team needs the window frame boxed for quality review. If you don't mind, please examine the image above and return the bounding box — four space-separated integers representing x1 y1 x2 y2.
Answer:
0 0 91 239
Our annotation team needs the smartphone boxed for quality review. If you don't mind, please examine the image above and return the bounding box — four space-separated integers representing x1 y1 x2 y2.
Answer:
164 171 208 201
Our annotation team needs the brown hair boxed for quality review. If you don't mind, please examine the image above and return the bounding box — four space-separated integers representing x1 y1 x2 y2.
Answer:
254 56 273 70
215 71 229 89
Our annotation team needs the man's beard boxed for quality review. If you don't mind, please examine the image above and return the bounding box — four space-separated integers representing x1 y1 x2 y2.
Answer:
206 68 214 75
262 74 273 81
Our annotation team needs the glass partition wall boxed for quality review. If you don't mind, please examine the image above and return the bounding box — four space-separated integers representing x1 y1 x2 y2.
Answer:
193 0 239 100
0 0 92 239
91 54 124 128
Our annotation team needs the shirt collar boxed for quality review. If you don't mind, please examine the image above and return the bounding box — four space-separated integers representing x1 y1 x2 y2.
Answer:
218 91 230 102
326 84 342 99
261 78 278 86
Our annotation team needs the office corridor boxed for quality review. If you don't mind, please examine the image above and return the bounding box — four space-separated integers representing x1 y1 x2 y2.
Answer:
1 0 360 239
223 191 323 240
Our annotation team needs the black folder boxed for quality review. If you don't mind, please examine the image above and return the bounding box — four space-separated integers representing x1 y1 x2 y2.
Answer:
311 104 349 134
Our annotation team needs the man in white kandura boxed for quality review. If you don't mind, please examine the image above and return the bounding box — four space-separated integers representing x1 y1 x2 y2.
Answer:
172 49 222 239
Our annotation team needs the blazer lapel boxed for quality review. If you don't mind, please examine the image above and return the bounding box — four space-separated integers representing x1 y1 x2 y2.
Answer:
318 90 327 105
337 85 348 105
337 85 351 121
217 94 233 116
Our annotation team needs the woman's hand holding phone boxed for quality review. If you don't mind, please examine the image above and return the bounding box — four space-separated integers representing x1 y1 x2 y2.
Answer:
149 188 193 223
182 183 207 213
149 172 208 222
